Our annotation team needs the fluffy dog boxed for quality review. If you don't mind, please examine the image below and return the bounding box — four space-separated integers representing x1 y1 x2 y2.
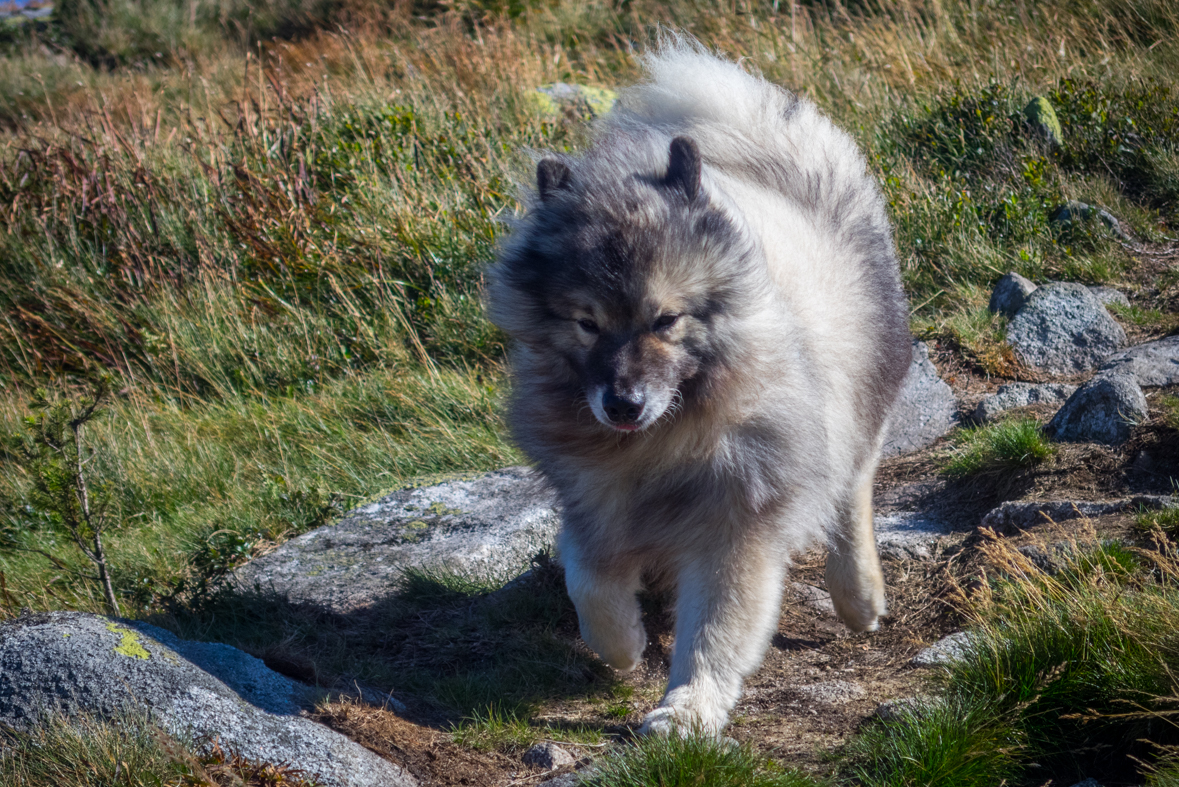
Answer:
487 40 910 735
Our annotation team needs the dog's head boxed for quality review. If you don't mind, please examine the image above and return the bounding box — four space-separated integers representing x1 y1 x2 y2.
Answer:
490 135 759 433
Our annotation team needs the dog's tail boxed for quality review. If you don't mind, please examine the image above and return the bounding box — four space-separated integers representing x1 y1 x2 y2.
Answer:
619 34 802 151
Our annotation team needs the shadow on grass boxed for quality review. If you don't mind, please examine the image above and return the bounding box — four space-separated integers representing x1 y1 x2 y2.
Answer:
157 553 618 729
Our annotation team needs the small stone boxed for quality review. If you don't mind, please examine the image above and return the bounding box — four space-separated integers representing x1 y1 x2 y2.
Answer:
874 512 952 561
1068 780 1102 787
882 340 958 457
872 696 929 723
972 383 1077 423
1099 335 1179 387
1051 201 1130 241
1024 97 1064 147
912 631 977 667
1006 282 1126 374
523 742 576 770
1017 544 1060 574
796 680 866 705
988 271 1037 318
1087 285 1130 310
1046 373 1147 445
789 583 836 616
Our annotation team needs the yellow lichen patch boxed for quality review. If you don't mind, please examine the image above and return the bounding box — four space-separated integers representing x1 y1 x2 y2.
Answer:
105 622 150 660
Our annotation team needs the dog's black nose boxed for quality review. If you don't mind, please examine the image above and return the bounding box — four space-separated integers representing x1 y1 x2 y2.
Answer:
603 391 645 424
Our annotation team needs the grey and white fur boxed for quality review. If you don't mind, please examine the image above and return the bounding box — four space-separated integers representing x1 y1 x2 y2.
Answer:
487 39 910 735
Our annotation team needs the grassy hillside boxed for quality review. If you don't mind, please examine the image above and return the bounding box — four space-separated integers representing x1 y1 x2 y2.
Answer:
1 0 1179 783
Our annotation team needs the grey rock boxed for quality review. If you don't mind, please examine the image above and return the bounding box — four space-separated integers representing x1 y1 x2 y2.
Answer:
539 774 582 787
1046 373 1147 445
882 340 958 456
972 382 1077 422
1088 285 1131 310
1006 282 1127 374
1017 544 1061 574
912 631 977 667
872 696 930 723
1052 200 1130 241
234 467 559 613
988 271 1037 317
1068 780 1102 787
874 512 952 560
354 684 408 714
1099 335 1179 387
982 496 1175 532
795 680 866 705
789 583 836 616
524 742 576 770
0 612 415 787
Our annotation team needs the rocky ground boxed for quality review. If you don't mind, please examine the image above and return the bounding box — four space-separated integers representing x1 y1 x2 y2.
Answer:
4 252 1179 786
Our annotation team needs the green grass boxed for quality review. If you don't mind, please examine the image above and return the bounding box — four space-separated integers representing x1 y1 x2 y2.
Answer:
1136 503 1179 537
582 733 827 787
846 539 1179 787
0 711 319 786
449 704 606 753
942 419 1057 478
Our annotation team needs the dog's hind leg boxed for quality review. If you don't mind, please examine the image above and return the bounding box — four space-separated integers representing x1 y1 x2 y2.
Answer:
639 541 787 737
825 459 887 632
563 547 647 673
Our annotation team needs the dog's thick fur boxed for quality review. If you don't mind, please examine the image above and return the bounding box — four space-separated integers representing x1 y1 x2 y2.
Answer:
487 41 910 735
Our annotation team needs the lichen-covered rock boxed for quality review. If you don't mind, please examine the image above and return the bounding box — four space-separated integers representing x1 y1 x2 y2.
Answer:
1024 97 1063 147
0 612 415 787
531 83 617 117
972 382 1077 422
1006 282 1126 374
988 271 1037 317
234 467 559 614
882 340 958 456
1046 373 1147 445
1098 335 1179 387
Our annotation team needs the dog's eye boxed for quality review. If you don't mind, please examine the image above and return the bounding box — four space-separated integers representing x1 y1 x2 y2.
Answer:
577 318 600 334
653 314 680 331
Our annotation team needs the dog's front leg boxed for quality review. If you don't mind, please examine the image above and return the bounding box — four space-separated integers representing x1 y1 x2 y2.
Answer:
640 542 786 736
562 542 646 673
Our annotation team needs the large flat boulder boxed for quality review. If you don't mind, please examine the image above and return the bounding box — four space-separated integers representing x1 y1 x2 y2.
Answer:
0 612 414 787
234 467 559 614
882 340 958 457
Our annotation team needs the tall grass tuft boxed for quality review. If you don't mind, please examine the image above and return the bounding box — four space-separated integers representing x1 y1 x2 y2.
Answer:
584 732 827 787
848 535 1179 786
942 419 1056 478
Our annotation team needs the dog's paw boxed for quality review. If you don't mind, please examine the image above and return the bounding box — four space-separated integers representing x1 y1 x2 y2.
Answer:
581 617 646 673
830 593 886 633
638 703 727 737
637 706 686 737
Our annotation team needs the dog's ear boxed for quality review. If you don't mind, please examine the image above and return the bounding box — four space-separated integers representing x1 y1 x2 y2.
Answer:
537 158 572 201
665 136 701 201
